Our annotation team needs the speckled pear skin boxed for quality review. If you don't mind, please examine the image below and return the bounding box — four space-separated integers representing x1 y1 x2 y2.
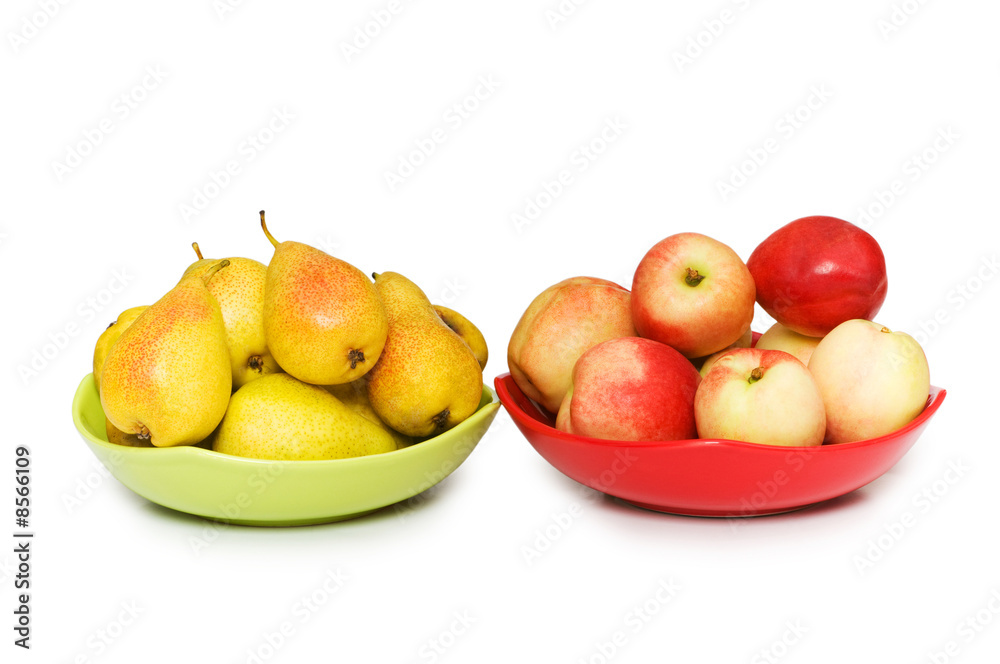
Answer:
182 246 281 389
92 305 149 393
367 272 484 438
99 261 233 448
213 373 397 461
324 379 416 450
260 212 388 386
432 305 489 370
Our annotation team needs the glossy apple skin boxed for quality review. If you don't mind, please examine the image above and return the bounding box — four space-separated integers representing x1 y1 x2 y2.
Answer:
747 216 888 337
556 337 700 441
507 277 636 414
632 232 755 358
695 348 826 447
808 319 930 445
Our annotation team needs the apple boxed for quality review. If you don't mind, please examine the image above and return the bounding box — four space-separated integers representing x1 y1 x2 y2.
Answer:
556 337 700 441
747 215 887 337
695 348 826 447
695 326 753 378
807 319 930 444
632 232 756 358
755 322 822 366
508 276 636 414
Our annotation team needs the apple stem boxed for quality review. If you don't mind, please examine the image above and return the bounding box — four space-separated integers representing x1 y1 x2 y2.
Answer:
685 268 705 287
748 366 764 384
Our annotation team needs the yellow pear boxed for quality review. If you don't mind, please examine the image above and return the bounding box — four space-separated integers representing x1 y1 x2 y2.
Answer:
100 260 233 447
182 242 281 389
92 305 148 393
367 272 483 437
259 211 388 385
433 305 489 370
323 379 416 450
105 418 154 447
213 373 396 460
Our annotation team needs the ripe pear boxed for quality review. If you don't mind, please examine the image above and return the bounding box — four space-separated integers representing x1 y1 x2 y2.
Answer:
367 272 484 437
92 305 148 393
259 211 388 385
213 373 397 460
433 305 488 370
105 418 154 447
100 260 233 447
323 379 416 450
182 242 281 389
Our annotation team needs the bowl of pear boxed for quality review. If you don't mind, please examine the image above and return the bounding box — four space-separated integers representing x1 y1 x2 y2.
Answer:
73 212 498 525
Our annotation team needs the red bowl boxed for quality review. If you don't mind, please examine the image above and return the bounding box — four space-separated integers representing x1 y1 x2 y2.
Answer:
494 373 946 517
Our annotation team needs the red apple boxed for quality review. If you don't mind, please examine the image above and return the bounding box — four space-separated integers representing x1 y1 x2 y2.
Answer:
695 348 826 447
631 232 756 358
747 215 887 337
508 277 636 414
556 337 700 441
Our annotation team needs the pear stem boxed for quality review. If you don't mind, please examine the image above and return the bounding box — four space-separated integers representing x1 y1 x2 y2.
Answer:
201 259 230 285
191 242 204 260
260 210 279 248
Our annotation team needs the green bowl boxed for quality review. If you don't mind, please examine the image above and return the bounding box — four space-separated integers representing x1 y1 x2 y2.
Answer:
71 375 500 526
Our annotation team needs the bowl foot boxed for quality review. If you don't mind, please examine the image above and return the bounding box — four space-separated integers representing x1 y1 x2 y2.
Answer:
619 498 813 518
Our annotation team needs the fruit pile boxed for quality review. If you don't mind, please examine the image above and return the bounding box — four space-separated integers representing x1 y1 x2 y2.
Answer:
508 215 931 447
92 212 488 460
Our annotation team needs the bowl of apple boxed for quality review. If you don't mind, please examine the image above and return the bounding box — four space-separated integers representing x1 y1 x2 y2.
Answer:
499 216 947 517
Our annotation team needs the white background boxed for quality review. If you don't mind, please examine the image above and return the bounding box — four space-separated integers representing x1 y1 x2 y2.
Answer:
3 0 998 662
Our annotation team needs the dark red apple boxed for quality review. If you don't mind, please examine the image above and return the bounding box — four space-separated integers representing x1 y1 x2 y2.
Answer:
747 216 887 337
